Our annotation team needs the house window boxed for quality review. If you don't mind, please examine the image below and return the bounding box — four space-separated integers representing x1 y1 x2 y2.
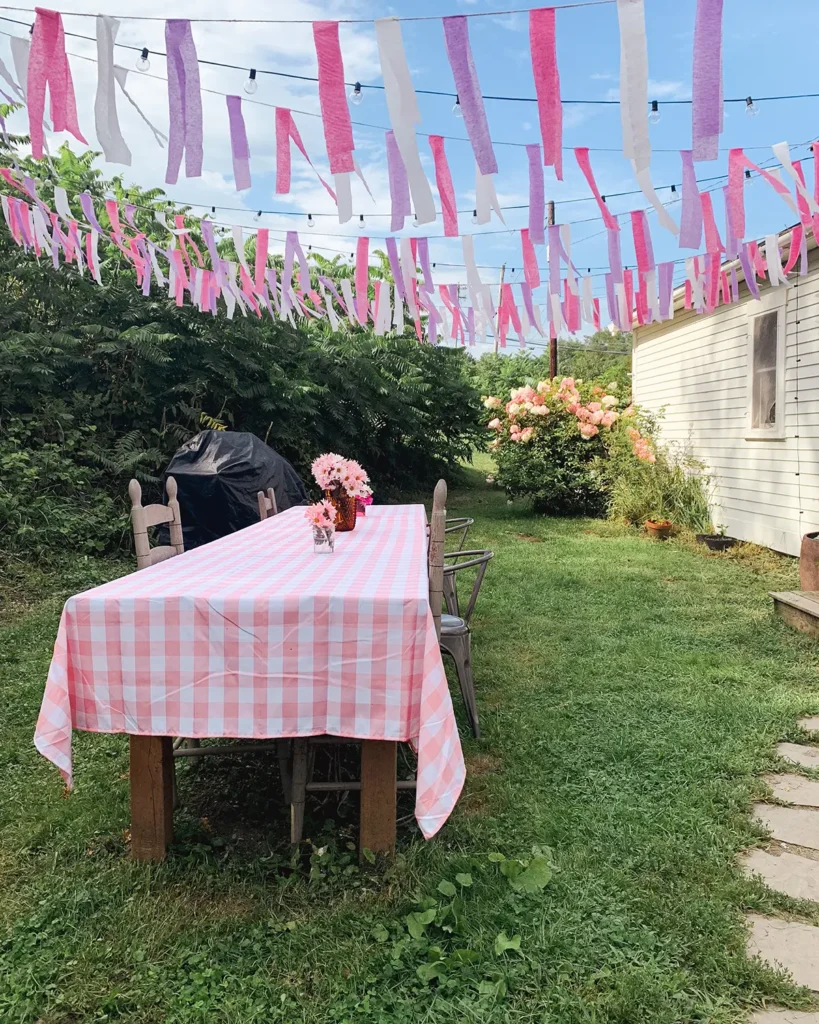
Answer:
747 292 786 440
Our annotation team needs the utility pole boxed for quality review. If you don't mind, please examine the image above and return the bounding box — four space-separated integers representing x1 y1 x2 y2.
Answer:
494 262 505 355
547 200 558 379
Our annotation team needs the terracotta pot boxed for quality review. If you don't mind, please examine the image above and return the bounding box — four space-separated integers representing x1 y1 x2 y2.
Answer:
645 519 673 541
800 532 819 590
325 489 357 532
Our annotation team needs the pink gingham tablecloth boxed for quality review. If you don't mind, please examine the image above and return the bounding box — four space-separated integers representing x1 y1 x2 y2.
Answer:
34 504 465 838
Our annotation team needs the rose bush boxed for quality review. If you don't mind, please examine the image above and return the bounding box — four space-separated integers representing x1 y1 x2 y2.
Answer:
484 377 657 516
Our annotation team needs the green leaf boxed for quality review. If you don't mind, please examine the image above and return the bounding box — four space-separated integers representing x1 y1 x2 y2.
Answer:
509 854 553 893
406 908 436 939
488 852 506 863
494 931 522 956
371 924 389 943
499 860 521 880
361 847 376 864
416 961 446 983
437 880 457 897
455 872 473 887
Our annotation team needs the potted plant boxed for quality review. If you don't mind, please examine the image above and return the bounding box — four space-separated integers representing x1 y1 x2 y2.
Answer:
695 524 737 553
311 453 371 533
645 518 673 541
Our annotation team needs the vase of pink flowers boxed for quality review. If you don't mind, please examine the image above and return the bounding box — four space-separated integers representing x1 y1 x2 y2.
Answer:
305 500 337 554
311 453 372 533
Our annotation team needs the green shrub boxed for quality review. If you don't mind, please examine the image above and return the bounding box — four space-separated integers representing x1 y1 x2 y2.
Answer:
605 446 713 532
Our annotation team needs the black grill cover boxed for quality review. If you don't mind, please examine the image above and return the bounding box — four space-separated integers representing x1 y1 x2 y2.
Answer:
163 430 309 549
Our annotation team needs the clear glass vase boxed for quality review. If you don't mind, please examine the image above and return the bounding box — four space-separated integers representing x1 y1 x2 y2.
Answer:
313 526 335 554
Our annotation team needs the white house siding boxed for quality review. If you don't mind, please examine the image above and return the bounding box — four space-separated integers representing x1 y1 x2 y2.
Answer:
632 258 819 557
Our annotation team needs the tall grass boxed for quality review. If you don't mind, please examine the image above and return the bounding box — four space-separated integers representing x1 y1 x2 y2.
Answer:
607 448 713 531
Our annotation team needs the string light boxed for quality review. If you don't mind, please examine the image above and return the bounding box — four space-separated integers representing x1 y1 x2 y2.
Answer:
136 47 150 72
452 94 463 118
745 168 753 186
253 210 262 222
349 81 363 105
307 213 315 228
412 213 419 228
670 183 677 195
471 209 478 225
746 95 760 117
358 214 365 230
648 100 661 125
244 69 258 95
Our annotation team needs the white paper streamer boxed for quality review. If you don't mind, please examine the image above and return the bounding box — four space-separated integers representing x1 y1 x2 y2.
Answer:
375 17 436 225
581 275 595 323
461 234 486 311
772 141 819 214
113 66 167 148
399 237 419 319
334 172 353 224
475 168 505 225
231 225 251 276
393 288 405 332
87 228 102 283
645 268 660 321
616 0 651 174
634 166 679 235
155 210 187 236
615 281 629 326
765 234 791 288
94 16 131 165
339 278 360 326
375 281 392 335
353 156 375 203
53 187 73 224
0 54 21 100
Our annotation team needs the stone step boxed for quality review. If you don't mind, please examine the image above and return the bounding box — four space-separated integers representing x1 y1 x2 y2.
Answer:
747 915 819 990
800 717 819 734
778 743 819 770
755 804 819 850
765 775 819 809
741 848 819 902
750 1012 819 1023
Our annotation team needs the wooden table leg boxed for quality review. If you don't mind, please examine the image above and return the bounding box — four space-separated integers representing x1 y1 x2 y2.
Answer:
129 735 174 861
360 740 397 857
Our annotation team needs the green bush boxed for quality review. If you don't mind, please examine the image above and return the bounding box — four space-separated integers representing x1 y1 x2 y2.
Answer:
605 446 713 532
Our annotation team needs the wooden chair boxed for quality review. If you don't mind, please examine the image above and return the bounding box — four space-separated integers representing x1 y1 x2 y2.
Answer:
439 549 494 739
257 487 278 521
288 480 448 845
129 477 184 570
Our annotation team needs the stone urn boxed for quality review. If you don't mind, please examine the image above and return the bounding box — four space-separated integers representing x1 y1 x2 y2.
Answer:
800 532 819 591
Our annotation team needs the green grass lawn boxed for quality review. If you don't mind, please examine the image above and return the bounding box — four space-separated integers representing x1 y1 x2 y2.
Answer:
3 472 819 1023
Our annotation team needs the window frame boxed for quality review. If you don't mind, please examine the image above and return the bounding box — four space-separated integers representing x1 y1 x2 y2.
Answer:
746 287 787 441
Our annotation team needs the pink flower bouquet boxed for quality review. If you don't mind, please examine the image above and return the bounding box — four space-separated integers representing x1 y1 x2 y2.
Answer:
305 500 337 553
311 453 372 499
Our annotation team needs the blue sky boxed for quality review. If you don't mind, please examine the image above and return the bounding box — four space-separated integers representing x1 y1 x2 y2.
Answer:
3 0 819 348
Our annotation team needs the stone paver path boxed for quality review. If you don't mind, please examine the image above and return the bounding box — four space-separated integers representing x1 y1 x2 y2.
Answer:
765 774 819 808
778 743 819 770
799 718 819 733
747 916 819 990
751 1012 819 1023
754 804 819 850
741 849 819 902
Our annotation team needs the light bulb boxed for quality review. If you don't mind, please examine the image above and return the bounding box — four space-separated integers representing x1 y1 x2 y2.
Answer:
358 214 365 231
136 47 150 72
349 81 363 106
254 210 262 222
745 168 753 187
745 96 760 117
244 69 258 95
452 95 463 118
307 213 315 228
648 100 661 125
412 213 419 228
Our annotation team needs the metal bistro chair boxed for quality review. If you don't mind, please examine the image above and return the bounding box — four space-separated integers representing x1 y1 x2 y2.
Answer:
440 549 494 739
443 517 474 615
288 480 449 845
257 487 279 521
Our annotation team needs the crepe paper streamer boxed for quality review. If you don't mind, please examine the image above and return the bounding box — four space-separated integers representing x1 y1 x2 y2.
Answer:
791 161 815 238
312 21 355 176
679 150 703 249
606 227 624 285
77 193 105 236
288 231 310 295
231 224 251 279
375 18 436 225
476 168 505 225
335 172 353 224
749 241 767 280
429 136 458 238
351 234 370 325
254 228 269 294
399 237 420 321
765 234 790 288
0 54 22 101
772 141 819 215
731 149 798 220
417 237 434 294
622 268 635 328
691 0 724 162
700 191 724 253
637 168 679 236
442 17 497 177
113 66 167 149
616 0 650 175
520 229 541 290
721 186 739 260
384 236 405 303
520 282 542 336
581 275 594 325
53 186 74 225
225 95 251 192
175 214 204 269
385 130 411 233
575 149 618 231
27 9 87 160
165 20 203 184
630 210 655 276
526 144 546 245
274 108 336 202
94 16 131 166
9 36 30 99
529 7 563 181
461 234 486 312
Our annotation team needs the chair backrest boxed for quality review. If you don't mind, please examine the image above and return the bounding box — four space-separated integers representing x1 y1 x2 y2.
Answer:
129 477 184 571
445 517 474 552
428 480 447 640
257 487 279 522
443 549 494 627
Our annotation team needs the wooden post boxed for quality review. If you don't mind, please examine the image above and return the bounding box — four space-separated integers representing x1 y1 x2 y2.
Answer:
547 200 557 378
130 735 174 861
360 740 397 856
494 263 505 355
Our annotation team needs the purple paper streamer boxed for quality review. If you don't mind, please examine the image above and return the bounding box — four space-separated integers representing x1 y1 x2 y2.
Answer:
605 273 619 329
679 150 703 249
386 131 410 233
200 218 219 270
226 95 251 192
124 203 138 230
658 261 674 320
691 0 724 161
739 243 760 300
442 16 497 176
607 227 623 285
801 230 809 276
319 274 347 314
548 224 561 301
730 265 740 302
384 237 405 302
165 19 203 185
78 192 105 234
526 144 545 245
467 306 475 347
519 281 541 335
417 237 434 292
288 230 309 292
267 268 281 313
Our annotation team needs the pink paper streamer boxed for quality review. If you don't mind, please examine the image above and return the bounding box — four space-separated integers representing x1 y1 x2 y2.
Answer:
700 191 724 253
274 108 336 202
630 210 654 275
385 237 405 301
623 269 634 327
165 19 203 184
226 95 251 192
575 148 618 231
313 21 355 175
658 261 674 320
679 150 703 249
783 225 803 276
520 228 541 290
527 143 545 245
727 148 746 243
607 227 624 284
255 228 269 293
442 16 497 176
386 130 411 233
519 281 542 336
27 8 87 160
429 135 458 238
691 0 724 161
355 235 369 325
529 7 563 180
